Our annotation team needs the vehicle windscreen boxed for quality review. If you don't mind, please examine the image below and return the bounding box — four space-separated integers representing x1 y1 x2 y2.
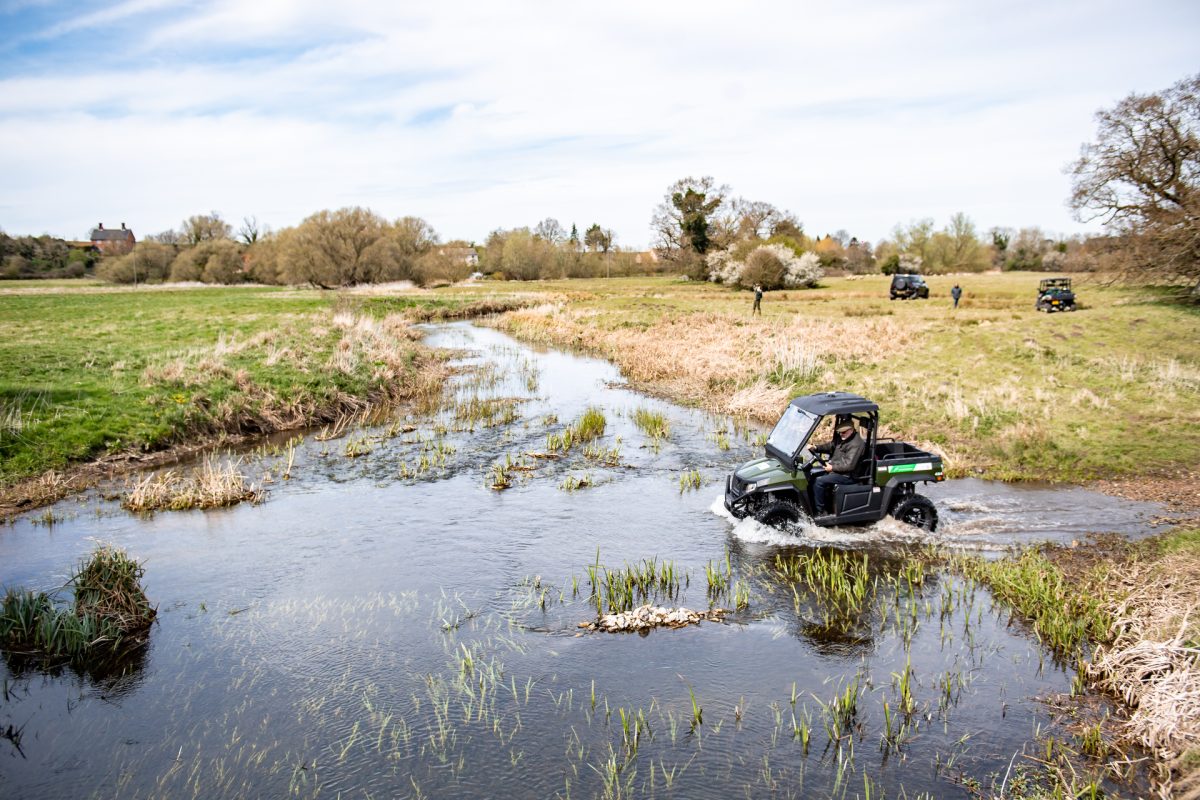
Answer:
766 406 818 459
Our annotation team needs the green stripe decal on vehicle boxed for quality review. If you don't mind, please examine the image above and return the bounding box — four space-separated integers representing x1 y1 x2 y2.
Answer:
887 462 932 473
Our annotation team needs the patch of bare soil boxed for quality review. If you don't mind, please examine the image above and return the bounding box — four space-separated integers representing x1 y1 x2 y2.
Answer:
1092 469 1200 512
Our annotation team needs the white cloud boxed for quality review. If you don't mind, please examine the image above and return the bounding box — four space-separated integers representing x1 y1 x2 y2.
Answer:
1 0 1198 245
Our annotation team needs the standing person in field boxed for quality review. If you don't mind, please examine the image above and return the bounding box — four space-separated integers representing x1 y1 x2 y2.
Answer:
951 284 962 309
752 284 763 315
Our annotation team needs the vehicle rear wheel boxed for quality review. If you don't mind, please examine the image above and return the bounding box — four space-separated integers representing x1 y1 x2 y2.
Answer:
755 500 804 529
890 494 938 531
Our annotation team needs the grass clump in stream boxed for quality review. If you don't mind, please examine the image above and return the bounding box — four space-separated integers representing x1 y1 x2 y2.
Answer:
632 408 669 440
0 545 156 662
957 548 1110 658
587 555 684 614
547 406 607 453
122 456 264 512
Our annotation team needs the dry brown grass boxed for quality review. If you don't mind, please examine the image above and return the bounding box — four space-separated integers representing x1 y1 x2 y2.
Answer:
493 304 926 422
1088 547 1200 798
122 456 264 512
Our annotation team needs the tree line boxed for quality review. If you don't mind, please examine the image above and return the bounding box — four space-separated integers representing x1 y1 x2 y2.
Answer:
88 209 664 287
0 233 97 279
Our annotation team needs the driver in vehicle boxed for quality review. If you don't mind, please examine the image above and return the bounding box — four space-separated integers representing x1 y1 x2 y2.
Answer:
811 418 866 516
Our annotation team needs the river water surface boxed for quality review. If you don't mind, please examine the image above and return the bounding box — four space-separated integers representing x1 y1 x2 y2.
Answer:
0 322 1164 798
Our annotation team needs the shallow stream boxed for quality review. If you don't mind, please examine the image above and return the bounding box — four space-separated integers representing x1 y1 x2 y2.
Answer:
0 322 1165 798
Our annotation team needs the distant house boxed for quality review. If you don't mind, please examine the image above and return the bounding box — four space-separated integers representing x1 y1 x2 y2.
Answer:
89 222 136 256
439 246 479 267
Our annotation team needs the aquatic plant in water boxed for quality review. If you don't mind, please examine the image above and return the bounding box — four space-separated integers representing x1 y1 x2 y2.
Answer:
0 545 155 662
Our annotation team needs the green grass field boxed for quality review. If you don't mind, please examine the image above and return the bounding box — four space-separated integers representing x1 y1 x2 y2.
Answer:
1 274 1197 492
0 284 445 489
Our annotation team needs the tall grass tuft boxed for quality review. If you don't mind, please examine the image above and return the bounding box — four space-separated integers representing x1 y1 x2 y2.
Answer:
0 545 155 662
958 549 1110 657
574 407 607 441
547 407 607 453
632 408 670 440
123 456 264 512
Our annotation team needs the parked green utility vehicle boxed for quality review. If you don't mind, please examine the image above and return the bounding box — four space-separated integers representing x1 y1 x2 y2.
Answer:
724 392 944 531
1036 278 1077 312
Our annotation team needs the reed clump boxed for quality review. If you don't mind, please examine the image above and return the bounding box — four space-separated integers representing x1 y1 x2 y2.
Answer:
773 549 872 618
587 556 684 614
958 548 1109 658
0 545 155 662
632 408 670 440
122 456 264 512
678 469 703 493
547 407 607 453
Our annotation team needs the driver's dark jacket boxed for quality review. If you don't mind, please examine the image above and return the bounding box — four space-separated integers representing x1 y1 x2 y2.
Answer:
812 432 866 474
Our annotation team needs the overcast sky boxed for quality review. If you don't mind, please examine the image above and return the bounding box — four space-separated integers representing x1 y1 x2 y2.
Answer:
1 1 1197 248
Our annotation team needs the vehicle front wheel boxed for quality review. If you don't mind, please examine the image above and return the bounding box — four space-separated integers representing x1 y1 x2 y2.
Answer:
755 500 804 529
890 494 938 531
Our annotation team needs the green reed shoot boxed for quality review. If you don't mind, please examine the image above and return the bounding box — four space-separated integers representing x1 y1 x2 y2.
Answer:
678 469 702 493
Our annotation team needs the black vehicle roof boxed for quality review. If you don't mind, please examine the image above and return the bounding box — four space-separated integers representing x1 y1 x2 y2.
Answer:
789 392 878 415
1040 277 1071 287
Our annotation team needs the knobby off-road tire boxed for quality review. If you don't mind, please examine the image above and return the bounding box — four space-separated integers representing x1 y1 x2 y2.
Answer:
890 494 938 531
755 500 804 529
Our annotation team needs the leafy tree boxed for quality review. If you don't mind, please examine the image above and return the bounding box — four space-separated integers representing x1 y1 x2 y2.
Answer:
1069 73 1200 294
651 176 729 276
584 224 613 253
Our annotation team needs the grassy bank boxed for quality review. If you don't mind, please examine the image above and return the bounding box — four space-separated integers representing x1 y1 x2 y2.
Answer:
0 283 450 510
963 528 1200 797
450 273 1200 484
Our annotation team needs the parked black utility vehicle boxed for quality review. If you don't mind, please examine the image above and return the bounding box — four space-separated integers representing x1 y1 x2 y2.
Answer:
890 274 929 300
724 392 944 531
1036 278 1076 312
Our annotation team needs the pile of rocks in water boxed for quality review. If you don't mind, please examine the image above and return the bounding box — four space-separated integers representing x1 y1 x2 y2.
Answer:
580 604 726 633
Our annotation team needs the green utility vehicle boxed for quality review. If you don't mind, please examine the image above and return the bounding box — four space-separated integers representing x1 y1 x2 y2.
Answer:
1036 278 1076 312
724 392 944 531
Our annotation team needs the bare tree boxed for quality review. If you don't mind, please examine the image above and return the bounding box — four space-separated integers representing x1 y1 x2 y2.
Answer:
1069 73 1200 293
278 207 396 288
534 218 566 245
729 198 781 239
181 212 232 245
237 216 269 246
